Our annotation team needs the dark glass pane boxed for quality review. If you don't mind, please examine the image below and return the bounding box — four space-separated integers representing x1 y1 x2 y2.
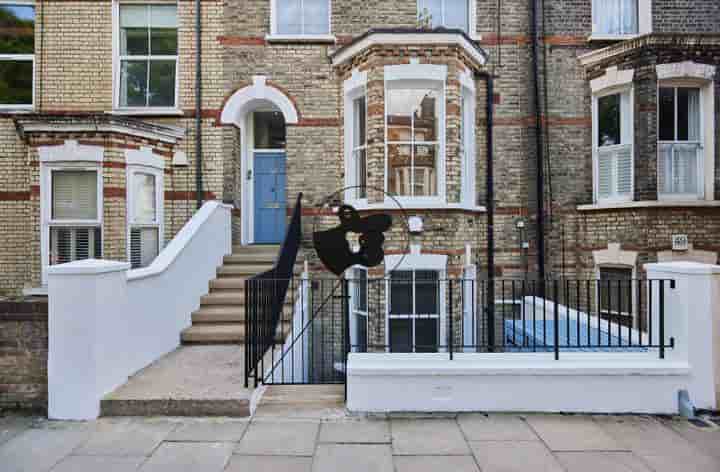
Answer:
121 27 148 56
390 318 412 353
0 60 32 105
415 270 438 315
355 96 366 145
677 88 689 141
148 60 175 107
354 313 367 353
253 111 286 149
390 271 413 315
658 88 675 141
120 60 148 107
598 94 621 146
0 5 34 54
415 318 438 353
600 268 632 315
150 28 177 55
356 269 367 312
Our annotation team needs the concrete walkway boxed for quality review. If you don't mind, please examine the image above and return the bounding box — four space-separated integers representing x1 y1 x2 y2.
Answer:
2 409 720 471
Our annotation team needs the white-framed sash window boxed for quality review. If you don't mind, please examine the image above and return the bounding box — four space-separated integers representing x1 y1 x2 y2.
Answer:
417 0 474 35
349 267 368 353
657 86 703 199
114 2 178 110
592 87 634 203
592 0 638 36
0 1 35 109
351 94 368 200
127 166 163 268
271 0 331 37
388 270 441 353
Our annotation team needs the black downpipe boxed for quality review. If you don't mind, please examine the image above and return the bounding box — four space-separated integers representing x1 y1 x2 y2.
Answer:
476 71 495 350
530 0 546 282
195 0 203 209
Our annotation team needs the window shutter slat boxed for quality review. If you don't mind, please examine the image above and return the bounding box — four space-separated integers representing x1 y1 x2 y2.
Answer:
130 227 159 269
52 171 97 220
597 148 613 200
615 144 633 195
50 227 102 265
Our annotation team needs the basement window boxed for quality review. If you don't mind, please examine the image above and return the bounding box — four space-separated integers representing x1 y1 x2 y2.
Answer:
0 2 35 109
389 270 440 353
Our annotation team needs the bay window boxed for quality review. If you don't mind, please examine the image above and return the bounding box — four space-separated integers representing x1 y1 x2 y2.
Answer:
386 85 441 198
658 87 703 199
0 2 34 108
593 89 633 203
117 3 178 109
128 168 163 268
389 270 440 353
418 0 470 34
272 0 330 36
592 0 638 36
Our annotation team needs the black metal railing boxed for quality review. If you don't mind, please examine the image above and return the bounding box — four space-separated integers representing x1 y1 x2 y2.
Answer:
244 193 302 388
246 275 676 387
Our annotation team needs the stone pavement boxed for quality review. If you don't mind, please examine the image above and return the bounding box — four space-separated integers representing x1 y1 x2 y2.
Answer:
1 410 720 472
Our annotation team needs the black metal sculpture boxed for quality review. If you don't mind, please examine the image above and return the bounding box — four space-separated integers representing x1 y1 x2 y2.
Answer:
313 205 392 276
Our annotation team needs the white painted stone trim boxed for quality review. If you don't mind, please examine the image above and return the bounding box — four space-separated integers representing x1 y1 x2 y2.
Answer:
590 66 635 94
125 146 165 169
39 140 104 163
331 33 486 67
47 259 130 276
21 121 184 144
385 63 447 82
593 243 638 269
349 200 486 213
656 61 716 81
578 200 720 211
220 76 299 127
385 244 448 271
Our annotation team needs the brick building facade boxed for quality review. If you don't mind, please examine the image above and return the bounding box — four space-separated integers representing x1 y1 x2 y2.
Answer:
0 1 719 351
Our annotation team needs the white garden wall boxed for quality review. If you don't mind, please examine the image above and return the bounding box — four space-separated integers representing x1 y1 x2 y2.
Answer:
47 201 232 420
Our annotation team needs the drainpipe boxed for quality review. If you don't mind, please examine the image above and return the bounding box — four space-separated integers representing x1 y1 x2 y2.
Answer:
194 0 203 209
476 71 495 350
530 0 546 282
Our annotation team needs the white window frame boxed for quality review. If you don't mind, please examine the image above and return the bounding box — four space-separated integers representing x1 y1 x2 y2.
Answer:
0 0 35 110
417 0 477 38
348 266 369 352
112 0 180 114
592 85 635 204
385 248 447 352
384 64 447 207
459 70 476 207
590 0 651 40
268 0 333 41
39 141 105 285
344 70 368 205
125 147 164 267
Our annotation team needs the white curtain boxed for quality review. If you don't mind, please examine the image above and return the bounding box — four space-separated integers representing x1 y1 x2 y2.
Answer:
687 88 701 142
593 0 638 35
52 171 98 220
133 173 156 224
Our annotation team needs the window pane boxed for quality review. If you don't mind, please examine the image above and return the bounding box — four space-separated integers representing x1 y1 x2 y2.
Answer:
120 60 148 107
353 148 367 199
277 0 302 35
594 0 637 35
133 173 156 224
303 0 329 34
658 88 675 141
415 270 438 315
444 0 469 31
150 27 177 55
0 5 35 54
600 268 632 315
390 271 413 315
50 227 101 265
390 318 412 353
353 313 367 352
148 60 175 107
52 171 98 220
418 0 442 28
130 227 159 269
149 5 177 28
353 96 366 147
415 318 438 353
386 89 415 142
388 146 411 196
414 92 437 142
253 111 286 149
353 268 367 312
120 5 149 55
0 60 32 105
413 145 438 196
677 88 700 142
598 94 621 146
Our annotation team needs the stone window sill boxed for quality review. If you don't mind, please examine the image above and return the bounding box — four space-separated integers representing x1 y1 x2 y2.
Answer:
587 34 641 42
349 199 486 214
577 200 720 211
108 108 184 117
22 286 48 297
265 34 336 44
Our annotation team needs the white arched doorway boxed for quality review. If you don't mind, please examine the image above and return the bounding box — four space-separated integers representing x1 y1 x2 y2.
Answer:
221 76 299 245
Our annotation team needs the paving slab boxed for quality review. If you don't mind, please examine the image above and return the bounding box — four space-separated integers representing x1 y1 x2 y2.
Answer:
313 444 393 472
593 415 704 457
660 417 720 461
458 414 538 441
235 420 319 456
101 346 251 417
138 442 234 472
165 419 249 442
394 455 480 472
73 419 176 456
555 452 653 472
319 418 390 443
391 418 470 455
225 455 313 472
0 416 34 446
470 440 564 472
640 452 720 472
0 427 91 472
525 414 625 451
50 455 145 472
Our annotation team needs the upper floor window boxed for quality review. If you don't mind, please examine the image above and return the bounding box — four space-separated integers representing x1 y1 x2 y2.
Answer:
592 0 638 36
593 89 633 203
0 2 34 108
658 87 703 199
386 86 440 198
117 3 178 109
418 0 470 33
273 0 330 37
350 95 367 199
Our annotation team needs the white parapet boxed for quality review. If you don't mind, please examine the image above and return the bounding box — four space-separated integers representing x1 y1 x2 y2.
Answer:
48 201 232 420
347 261 720 414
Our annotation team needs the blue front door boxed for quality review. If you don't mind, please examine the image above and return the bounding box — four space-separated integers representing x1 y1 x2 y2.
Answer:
254 152 287 244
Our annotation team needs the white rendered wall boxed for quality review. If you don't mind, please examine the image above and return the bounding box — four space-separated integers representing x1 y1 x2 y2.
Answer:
48 201 232 420
348 262 719 414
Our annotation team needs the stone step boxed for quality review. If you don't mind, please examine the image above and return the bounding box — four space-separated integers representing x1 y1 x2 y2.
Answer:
217 265 275 277
231 245 280 254
223 253 277 265
192 306 293 324
199 292 296 306
181 322 290 344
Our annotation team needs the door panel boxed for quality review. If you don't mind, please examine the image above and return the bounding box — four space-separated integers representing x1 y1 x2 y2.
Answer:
253 152 287 244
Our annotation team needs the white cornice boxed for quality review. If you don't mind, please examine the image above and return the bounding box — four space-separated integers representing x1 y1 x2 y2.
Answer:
590 66 634 94
126 146 165 170
656 61 716 81
39 140 104 163
16 117 185 144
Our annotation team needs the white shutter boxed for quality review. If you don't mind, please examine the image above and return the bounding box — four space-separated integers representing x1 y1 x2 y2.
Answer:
615 144 633 195
50 227 101 265
52 171 98 220
130 227 159 269
133 173 157 224
597 148 614 200
598 144 632 200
